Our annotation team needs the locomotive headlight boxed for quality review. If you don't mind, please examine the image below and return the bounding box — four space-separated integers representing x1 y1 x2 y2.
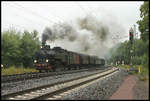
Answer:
41 46 42 48
46 59 49 62
34 60 37 63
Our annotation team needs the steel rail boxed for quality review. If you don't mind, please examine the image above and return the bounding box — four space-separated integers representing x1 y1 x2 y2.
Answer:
2 66 118 100
2 66 108 83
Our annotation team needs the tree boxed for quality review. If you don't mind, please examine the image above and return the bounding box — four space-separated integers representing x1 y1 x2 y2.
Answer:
20 30 40 67
1 29 41 68
107 39 147 65
1 29 22 67
137 1 149 42
137 2 149 70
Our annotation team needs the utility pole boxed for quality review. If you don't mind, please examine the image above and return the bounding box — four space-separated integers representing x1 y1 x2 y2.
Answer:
133 25 137 67
129 27 134 69
133 24 139 39
133 25 136 39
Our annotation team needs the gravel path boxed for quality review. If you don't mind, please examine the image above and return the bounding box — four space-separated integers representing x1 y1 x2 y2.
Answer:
133 77 149 100
1 68 109 96
58 68 128 100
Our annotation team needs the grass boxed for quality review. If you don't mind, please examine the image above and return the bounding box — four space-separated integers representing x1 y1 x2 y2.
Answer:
1 66 38 76
137 66 149 83
118 64 130 69
118 64 149 82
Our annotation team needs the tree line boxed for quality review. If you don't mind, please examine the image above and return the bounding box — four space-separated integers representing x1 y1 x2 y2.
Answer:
108 39 148 65
1 29 41 68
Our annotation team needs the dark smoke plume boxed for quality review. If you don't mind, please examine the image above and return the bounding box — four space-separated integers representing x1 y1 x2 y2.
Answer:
41 14 126 58
42 23 78 43
77 15 109 42
42 27 53 45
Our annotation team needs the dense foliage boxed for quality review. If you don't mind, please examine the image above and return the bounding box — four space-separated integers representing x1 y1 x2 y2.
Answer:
1 29 41 68
108 39 147 65
137 1 149 42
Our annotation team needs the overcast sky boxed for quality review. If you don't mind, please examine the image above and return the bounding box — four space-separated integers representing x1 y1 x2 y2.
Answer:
1 1 144 56
2 1 143 34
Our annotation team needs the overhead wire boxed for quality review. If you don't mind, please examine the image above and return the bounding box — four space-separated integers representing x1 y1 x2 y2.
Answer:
4 3 48 30
75 2 89 16
4 2 67 34
3 20 29 30
6 5 46 27
85 3 100 19
12 3 63 27
36 3 66 23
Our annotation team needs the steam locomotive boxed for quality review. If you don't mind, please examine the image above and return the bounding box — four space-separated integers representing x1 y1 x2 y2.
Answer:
33 41 105 72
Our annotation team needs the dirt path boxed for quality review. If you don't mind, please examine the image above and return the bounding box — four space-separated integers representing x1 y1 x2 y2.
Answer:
109 74 149 100
109 75 136 100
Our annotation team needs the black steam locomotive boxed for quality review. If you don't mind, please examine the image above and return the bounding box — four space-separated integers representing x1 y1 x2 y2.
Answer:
33 41 105 72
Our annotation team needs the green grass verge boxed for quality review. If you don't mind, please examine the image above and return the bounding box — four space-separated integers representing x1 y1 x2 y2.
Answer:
118 65 130 69
118 64 149 82
1 66 38 76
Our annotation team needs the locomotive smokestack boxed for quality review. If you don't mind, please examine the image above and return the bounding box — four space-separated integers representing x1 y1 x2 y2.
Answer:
42 39 46 46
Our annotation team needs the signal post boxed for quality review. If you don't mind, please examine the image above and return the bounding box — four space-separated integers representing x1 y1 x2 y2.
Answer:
129 27 134 69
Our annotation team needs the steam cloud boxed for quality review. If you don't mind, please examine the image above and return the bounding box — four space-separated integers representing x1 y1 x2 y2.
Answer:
42 14 126 58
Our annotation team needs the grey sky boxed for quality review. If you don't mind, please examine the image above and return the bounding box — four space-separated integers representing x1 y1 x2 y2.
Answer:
2 1 143 34
1 1 144 57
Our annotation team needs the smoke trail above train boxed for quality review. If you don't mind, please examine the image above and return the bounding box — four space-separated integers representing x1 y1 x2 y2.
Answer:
42 14 126 58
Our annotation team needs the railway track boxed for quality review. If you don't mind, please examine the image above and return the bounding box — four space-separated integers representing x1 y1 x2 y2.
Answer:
2 66 109 83
2 67 119 100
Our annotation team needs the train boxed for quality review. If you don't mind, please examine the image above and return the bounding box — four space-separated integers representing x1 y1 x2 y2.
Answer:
33 41 105 72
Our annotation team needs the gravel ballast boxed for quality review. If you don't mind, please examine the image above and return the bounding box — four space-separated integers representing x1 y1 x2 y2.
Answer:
2 67 148 100
133 77 149 100
1 68 110 95
58 68 128 100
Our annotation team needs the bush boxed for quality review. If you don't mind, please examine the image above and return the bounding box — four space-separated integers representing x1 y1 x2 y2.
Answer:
142 53 149 69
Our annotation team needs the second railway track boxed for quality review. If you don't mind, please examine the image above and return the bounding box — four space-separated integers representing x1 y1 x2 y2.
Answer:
2 66 109 83
2 67 119 100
